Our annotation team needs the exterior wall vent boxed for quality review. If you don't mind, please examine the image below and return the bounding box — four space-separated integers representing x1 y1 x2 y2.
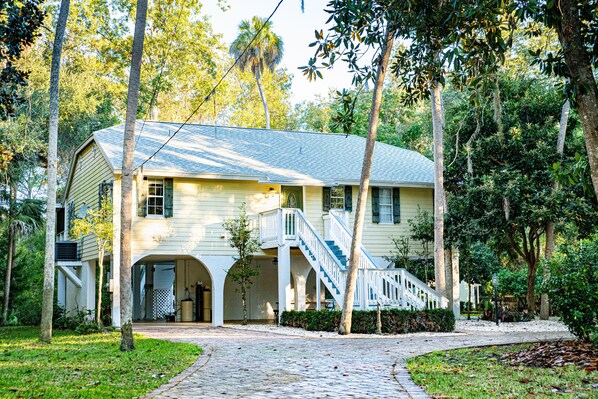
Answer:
55 241 80 261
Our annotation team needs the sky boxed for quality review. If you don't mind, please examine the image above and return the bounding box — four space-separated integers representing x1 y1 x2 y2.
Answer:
202 0 354 105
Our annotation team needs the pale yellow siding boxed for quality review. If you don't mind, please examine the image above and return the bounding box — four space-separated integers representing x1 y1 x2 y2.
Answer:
131 179 281 257
304 185 433 257
303 186 325 234
358 187 433 257
65 142 113 261
69 167 432 260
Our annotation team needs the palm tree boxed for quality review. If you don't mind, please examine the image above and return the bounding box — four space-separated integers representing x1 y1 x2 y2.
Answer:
230 16 284 129
1 184 43 324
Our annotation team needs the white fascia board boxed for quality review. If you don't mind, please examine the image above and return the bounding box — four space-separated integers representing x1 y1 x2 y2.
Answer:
115 169 268 182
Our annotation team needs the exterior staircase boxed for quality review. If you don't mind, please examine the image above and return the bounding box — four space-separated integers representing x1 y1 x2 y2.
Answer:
259 208 448 310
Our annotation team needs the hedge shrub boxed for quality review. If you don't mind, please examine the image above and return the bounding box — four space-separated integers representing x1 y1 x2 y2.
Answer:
280 308 455 334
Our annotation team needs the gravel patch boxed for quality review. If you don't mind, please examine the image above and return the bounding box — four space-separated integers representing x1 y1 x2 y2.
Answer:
456 318 569 333
224 318 569 338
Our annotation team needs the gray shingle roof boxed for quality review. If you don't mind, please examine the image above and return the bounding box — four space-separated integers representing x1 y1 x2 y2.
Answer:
94 122 433 187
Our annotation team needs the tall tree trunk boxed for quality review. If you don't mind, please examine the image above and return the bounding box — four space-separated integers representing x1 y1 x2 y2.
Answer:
431 84 446 299
254 69 270 129
2 184 16 324
40 0 70 344
241 284 247 325
556 0 598 201
339 30 393 335
96 247 104 326
120 0 148 351
541 100 569 320
444 247 453 307
526 259 539 314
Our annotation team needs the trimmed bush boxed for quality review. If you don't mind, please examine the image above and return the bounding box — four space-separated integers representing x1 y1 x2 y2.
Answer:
546 240 598 341
280 308 455 334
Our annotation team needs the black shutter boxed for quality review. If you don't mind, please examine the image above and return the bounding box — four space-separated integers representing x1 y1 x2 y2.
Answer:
344 185 352 211
137 178 147 217
323 187 331 211
372 187 380 223
164 178 174 218
392 187 401 224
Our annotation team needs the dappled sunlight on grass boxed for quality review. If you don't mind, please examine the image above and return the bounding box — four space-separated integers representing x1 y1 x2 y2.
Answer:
0 326 199 398
407 344 598 398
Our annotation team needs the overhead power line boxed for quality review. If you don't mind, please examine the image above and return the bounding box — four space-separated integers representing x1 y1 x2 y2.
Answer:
135 0 285 171
134 5 187 151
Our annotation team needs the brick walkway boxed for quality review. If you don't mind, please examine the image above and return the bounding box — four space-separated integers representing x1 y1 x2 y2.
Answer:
136 324 571 399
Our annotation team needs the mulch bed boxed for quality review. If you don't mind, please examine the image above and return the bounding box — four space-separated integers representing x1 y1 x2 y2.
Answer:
502 341 598 373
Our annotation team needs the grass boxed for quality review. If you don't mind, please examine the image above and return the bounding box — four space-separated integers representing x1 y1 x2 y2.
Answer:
0 326 200 398
407 344 598 398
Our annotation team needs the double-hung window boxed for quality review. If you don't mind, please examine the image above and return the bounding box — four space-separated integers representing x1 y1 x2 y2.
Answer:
138 177 173 218
323 185 352 212
330 186 344 209
147 178 164 216
372 187 400 224
379 188 393 224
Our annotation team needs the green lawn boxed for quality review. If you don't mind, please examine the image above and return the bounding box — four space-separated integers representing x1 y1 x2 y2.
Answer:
407 344 598 398
0 326 200 398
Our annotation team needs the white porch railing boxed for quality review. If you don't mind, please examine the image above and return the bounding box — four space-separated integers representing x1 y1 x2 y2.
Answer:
258 208 448 311
259 208 298 245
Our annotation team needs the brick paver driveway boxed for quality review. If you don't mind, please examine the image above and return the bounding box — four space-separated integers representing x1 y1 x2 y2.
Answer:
136 324 571 399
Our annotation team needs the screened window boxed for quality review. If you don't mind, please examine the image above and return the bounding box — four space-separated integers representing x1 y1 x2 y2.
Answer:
147 178 164 215
330 186 344 209
379 188 393 223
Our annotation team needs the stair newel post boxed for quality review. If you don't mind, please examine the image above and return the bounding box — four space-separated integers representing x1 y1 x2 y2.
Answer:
400 269 406 309
360 269 368 309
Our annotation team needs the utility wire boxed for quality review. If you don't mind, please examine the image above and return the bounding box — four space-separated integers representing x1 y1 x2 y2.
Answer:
134 4 187 151
135 0 285 171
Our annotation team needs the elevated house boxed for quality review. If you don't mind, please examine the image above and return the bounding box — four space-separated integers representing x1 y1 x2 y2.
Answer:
57 122 446 326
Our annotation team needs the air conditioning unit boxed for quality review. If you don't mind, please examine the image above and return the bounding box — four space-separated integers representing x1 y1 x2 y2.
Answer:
55 241 79 261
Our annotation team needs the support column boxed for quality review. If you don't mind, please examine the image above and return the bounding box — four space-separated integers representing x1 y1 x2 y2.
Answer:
316 269 321 310
293 273 307 311
132 263 141 320
278 243 292 312
111 255 121 326
79 261 96 320
196 255 235 327
452 249 460 318
111 178 121 326
57 269 66 308
290 256 312 311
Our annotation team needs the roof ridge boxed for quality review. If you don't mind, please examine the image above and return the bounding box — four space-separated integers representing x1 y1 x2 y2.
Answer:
138 120 355 138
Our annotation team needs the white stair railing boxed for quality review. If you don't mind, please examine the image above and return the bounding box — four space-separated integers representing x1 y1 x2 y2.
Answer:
328 210 379 269
258 208 447 311
294 209 347 306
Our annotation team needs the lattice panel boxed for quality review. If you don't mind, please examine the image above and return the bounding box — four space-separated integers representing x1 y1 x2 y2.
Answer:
152 288 174 319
